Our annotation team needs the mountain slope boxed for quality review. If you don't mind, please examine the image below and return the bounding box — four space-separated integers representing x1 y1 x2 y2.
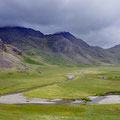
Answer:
0 26 120 66
107 45 120 61
0 39 24 68
53 32 118 64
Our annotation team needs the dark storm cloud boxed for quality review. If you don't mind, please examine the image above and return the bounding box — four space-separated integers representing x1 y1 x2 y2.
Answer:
0 0 120 48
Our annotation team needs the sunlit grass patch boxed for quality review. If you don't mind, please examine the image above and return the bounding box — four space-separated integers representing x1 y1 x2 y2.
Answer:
0 66 79 95
24 66 120 99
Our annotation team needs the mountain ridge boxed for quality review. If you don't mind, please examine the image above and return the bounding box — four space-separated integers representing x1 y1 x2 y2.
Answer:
0 26 120 66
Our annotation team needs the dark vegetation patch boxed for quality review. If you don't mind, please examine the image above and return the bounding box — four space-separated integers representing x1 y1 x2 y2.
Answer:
103 91 120 96
25 58 42 65
81 98 92 103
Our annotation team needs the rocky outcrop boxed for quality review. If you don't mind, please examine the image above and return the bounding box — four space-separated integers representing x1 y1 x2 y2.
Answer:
0 39 7 52
0 39 24 68
12 48 22 55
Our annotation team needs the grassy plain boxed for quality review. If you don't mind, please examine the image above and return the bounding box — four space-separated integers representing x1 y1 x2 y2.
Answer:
24 66 120 99
0 66 79 95
0 65 120 120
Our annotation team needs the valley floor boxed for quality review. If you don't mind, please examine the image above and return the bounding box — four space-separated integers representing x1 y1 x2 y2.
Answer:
0 65 120 119
24 66 120 100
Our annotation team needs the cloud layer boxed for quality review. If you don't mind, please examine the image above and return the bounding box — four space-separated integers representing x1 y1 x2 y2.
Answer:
0 0 120 48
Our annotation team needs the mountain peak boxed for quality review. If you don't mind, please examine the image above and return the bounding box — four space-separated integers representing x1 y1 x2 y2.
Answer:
53 32 77 42
54 32 75 38
0 26 44 39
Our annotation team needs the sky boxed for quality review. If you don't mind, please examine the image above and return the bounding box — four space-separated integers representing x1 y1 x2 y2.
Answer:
0 0 120 48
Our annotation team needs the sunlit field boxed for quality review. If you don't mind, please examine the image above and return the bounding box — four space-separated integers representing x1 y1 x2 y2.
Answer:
24 66 120 99
0 65 120 120
0 66 79 95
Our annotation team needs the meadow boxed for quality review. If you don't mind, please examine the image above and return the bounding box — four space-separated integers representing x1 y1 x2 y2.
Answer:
0 66 79 95
0 65 120 120
24 66 120 99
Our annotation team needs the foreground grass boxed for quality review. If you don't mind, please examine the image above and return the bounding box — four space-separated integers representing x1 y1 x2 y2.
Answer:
0 66 120 120
0 66 79 95
0 104 120 120
24 66 120 99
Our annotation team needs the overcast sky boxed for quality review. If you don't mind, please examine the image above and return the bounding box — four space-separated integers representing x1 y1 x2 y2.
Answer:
0 0 120 48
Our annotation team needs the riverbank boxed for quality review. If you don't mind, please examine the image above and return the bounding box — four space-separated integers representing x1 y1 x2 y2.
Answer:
0 74 120 105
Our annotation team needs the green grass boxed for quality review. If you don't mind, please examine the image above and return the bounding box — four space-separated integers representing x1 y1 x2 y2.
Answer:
25 58 43 65
0 65 120 99
26 47 90 67
24 66 120 99
0 66 79 95
0 104 120 120
0 65 120 119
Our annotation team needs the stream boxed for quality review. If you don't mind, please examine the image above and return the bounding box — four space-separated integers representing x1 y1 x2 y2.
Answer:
0 75 120 105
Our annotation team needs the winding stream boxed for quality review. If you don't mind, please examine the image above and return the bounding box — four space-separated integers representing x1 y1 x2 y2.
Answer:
0 75 120 105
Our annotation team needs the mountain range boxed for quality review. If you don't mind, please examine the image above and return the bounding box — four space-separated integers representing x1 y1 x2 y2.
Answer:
0 26 120 68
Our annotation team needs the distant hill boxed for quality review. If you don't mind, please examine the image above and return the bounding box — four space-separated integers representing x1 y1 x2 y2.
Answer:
107 44 120 61
0 26 120 67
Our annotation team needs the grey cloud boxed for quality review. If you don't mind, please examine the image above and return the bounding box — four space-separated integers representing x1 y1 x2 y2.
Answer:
0 0 120 48
80 25 120 48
